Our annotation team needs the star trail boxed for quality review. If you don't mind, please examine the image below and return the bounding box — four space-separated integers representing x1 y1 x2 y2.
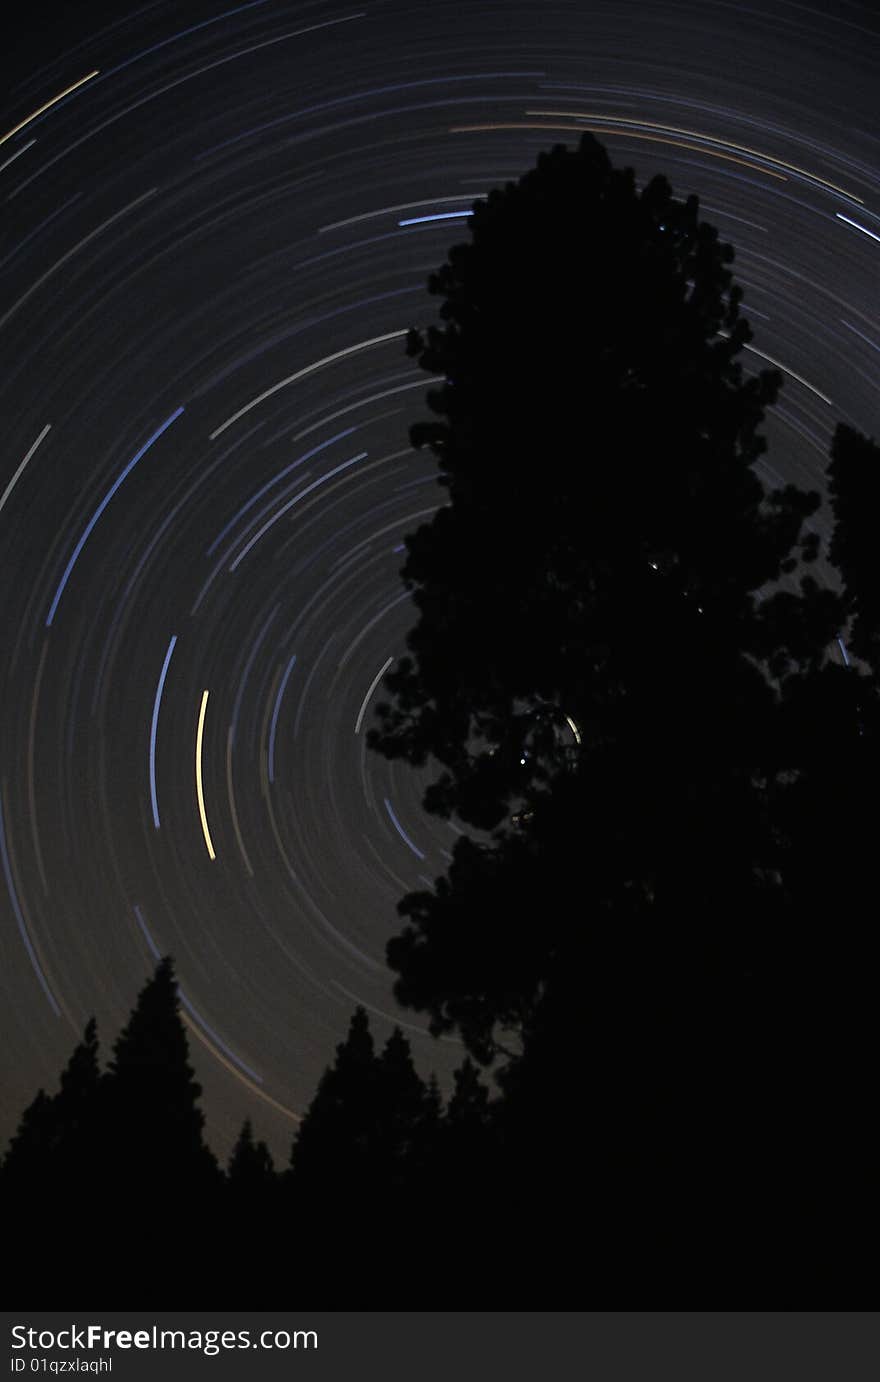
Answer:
1 0 877 1161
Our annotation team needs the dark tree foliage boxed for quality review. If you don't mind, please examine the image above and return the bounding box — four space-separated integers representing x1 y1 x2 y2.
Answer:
370 132 836 825
367 134 875 1293
370 135 844 1052
758 425 880 1263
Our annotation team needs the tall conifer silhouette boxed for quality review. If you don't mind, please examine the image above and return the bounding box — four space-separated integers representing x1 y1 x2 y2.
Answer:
102 957 218 1199
290 1006 378 1193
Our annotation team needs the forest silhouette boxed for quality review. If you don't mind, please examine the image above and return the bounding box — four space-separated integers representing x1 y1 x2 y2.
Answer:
3 134 876 1306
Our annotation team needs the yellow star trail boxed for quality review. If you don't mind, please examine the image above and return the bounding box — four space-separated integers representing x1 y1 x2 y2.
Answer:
196 690 217 861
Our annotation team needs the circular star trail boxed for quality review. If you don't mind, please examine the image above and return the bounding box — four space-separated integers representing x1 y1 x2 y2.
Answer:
1 0 877 1159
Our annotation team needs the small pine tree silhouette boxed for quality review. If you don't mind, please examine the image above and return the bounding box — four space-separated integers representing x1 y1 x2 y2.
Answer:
228 1118 275 1190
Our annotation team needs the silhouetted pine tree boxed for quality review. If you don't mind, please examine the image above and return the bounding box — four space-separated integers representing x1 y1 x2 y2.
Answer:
55 1017 101 1188
374 1026 439 1194
228 1118 275 1192
1 1087 58 1187
290 1006 379 1197
1 1085 64 1296
442 1058 495 1191
1 1019 107 1298
2 1018 101 1193
290 1009 441 1288
224 1117 278 1287
287 1006 383 1289
101 957 219 1206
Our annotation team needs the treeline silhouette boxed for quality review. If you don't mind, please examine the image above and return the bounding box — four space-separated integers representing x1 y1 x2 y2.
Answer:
4 133 877 1305
2 959 501 1304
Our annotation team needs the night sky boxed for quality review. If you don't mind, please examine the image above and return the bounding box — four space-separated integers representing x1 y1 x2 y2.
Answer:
1 0 877 1162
